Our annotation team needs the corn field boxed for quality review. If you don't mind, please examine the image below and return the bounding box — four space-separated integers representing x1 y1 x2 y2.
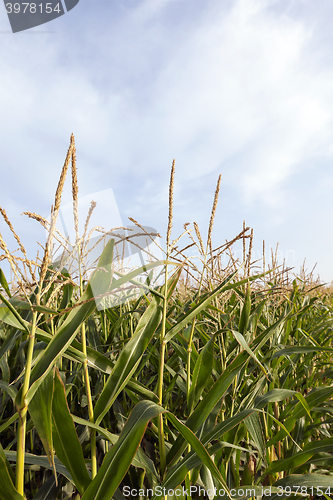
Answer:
0 136 333 500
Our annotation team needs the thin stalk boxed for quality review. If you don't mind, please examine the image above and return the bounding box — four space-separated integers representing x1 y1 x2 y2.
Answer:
72 142 97 477
79 254 97 478
16 308 38 495
274 401 281 459
157 159 175 484
157 259 168 477
230 378 236 418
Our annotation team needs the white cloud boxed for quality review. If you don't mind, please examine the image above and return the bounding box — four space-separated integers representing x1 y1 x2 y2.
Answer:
1 0 333 279
2 0 333 201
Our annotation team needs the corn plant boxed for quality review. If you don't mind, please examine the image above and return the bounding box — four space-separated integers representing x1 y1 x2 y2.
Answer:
0 136 333 500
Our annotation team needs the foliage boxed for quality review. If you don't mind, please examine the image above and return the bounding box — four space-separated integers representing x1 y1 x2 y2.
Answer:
0 137 332 500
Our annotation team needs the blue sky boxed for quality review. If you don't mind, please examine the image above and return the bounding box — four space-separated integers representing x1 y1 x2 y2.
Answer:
1 0 333 282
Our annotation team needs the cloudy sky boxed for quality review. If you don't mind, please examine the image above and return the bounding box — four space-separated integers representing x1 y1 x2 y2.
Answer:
1 0 333 282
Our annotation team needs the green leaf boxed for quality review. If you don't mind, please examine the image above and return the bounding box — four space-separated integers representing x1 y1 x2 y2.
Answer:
0 293 30 334
0 456 24 500
28 369 55 473
161 409 254 484
265 452 314 477
166 266 183 300
164 271 271 345
113 258 180 302
164 272 238 343
59 275 73 310
166 413 230 496
167 350 250 466
293 393 312 421
231 330 270 380
82 401 165 500
267 387 333 447
257 408 302 451
0 442 15 483
31 474 63 500
201 409 255 446
25 240 115 403
263 438 333 477
188 335 214 412
72 415 118 444
157 441 255 497
238 284 251 334
272 346 333 358
0 311 89 370
72 415 158 480
75 342 111 372
126 380 159 403
0 328 21 362
0 303 159 395
95 260 168 310
0 412 19 434
5 450 72 483
0 269 11 297
93 296 163 425
0 380 18 402
200 464 215 499
83 400 230 500
0 305 25 330
167 309 293 467
255 389 297 409
51 369 91 495
7 297 58 315
244 412 266 458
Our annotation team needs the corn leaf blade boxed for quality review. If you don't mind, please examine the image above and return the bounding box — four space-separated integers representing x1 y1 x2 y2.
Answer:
51 369 91 495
